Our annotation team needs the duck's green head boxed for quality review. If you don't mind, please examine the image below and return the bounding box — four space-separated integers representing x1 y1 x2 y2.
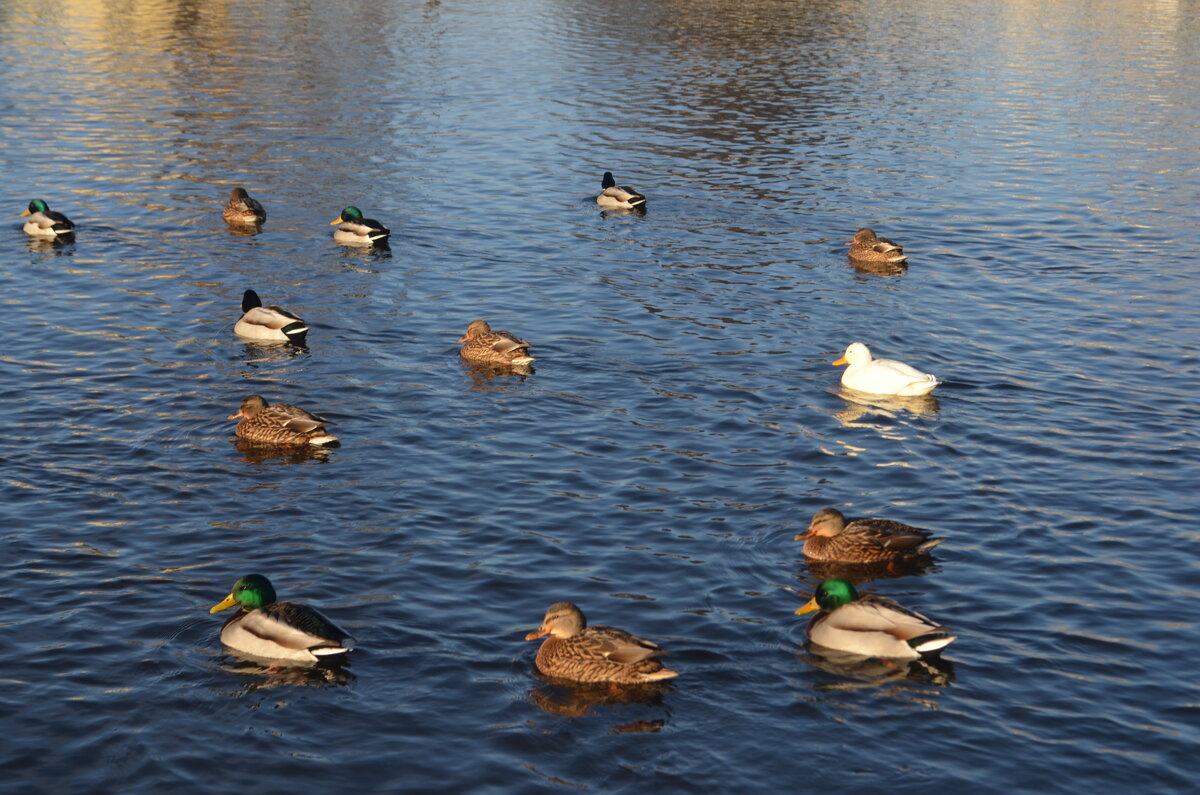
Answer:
330 206 363 224
795 578 858 614
210 574 277 613
21 199 50 217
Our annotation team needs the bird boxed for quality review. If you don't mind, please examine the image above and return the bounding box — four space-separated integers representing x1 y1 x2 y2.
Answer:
847 228 907 264
222 187 266 226
795 579 955 659
20 199 75 237
596 172 646 210
330 206 390 245
833 342 939 396
796 507 945 563
457 319 535 366
227 395 338 446
209 574 352 663
234 289 308 345
525 601 678 684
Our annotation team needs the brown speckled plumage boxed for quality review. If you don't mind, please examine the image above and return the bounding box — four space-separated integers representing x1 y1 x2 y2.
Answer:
796 507 944 563
847 228 907 264
525 602 678 684
228 395 338 446
458 319 534 366
223 187 266 226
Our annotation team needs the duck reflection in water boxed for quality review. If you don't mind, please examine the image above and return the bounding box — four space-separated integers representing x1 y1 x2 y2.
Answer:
599 204 647 220
233 439 332 465
834 389 940 426
802 643 954 691
462 360 534 388
802 555 939 586
528 671 670 734
217 656 355 691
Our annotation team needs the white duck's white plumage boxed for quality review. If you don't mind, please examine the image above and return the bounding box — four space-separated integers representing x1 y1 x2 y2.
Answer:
833 342 939 396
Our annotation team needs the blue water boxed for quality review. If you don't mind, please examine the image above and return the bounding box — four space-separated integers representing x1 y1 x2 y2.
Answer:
1 0 1197 791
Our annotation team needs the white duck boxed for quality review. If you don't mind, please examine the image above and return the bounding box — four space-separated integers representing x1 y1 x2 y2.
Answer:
833 342 939 396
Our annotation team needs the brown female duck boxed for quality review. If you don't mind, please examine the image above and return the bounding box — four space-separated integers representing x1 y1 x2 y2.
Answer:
847 228 907 264
458 319 534 365
228 395 338 446
796 507 944 563
222 187 266 226
525 602 678 684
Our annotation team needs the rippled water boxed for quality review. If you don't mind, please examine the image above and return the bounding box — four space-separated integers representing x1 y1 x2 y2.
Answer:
2 0 1197 791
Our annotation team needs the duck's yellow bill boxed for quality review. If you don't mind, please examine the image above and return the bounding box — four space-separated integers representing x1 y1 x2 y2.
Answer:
19 209 31 217
832 356 848 366
795 597 820 615
210 594 239 614
329 216 343 225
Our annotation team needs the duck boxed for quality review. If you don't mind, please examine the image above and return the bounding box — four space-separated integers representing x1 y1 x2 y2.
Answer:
209 574 352 663
833 342 939 396
596 171 646 209
796 507 945 563
458 319 535 365
20 199 75 237
525 602 678 684
330 206 390 245
847 228 907 264
234 289 308 345
222 187 266 226
795 579 955 659
228 395 338 446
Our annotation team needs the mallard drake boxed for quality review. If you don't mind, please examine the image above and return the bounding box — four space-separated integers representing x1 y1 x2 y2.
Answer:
228 395 338 446
234 289 308 344
596 172 646 209
796 507 944 563
847 228 907 264
525 602 678 684
795 579 955 659
458 319 534 365
833 342 939 396
223 187 266 226
20 199 75 237
330 206 390 245
209 574 351 663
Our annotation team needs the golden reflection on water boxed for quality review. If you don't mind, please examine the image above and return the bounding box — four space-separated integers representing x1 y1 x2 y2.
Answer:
528 672 671 733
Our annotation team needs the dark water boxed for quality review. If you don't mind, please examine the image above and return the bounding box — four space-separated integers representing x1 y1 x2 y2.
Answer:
2 0 1197 791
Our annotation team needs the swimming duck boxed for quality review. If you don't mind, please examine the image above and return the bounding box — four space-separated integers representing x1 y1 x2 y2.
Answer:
458 319 535 365
833 342 939 396
20 199 75 237
847 228 907 264
234 289 308 345
795 579 955 659
228 395 338 446
209 574 352 663
796 507 945 563
330 206 390 245
222 187 267 226
525 602 678 684
596 172 646 209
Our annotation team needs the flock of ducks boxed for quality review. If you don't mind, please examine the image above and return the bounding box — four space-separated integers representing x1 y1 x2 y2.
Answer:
21 173 955 685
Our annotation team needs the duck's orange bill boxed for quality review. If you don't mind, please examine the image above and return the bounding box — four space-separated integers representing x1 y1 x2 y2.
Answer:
210 593 239 614
793 531 813 541
832 356 848 366
227 410 246 420
457 334 470 343
794 597 820 615
525 627 549 641
329 216 344 225
19 209 32 217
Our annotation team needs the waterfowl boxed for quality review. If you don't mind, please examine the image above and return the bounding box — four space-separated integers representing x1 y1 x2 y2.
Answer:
20 199 75 237
330 206 390 245
596 172 646 209
833 342 939 396
223 187 266 226
209 574 351 663
796 507 944 563
458 319 534 365
228 395 338 446
847 228 907 264
525 602 678 684
234 289 308 345
795 579 955 659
